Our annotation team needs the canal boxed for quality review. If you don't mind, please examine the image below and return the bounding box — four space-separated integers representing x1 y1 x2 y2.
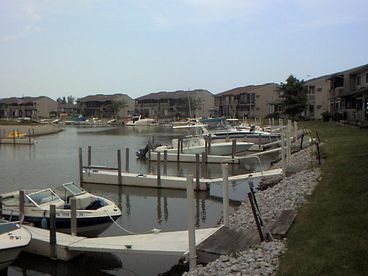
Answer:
0 126 274 275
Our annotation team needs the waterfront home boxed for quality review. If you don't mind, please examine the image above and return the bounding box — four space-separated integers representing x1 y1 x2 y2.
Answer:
304 76 331 120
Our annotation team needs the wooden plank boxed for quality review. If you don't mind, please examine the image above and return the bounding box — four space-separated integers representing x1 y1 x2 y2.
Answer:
270 209 297 239
196 226 260 263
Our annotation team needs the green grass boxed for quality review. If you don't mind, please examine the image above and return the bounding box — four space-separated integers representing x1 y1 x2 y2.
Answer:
277 121 368 276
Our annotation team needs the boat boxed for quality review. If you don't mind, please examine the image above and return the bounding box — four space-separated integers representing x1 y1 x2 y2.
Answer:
200 118 280 144
172 118 207 129
155 135 254 155
0 213 32 272
1 182 122 237
126 115 156 126
0 130 35 145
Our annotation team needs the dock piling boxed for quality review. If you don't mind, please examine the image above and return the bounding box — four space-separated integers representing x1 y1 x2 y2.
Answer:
163 150 168 175
125 148 130 173
248 193 264 242
186 175 196 270
88 146 91 167
157 152 161 187
231 139 237 162
117 150 122 185
195 154 200 190
281 133 286 179
49 204 57 260
19 191 25 216
28 129 32 144
70 198 77 236
222 164 229 227
78 148 83 183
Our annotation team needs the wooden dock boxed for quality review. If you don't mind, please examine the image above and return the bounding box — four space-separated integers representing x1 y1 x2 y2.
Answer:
82 168 283 190
23 225 221 261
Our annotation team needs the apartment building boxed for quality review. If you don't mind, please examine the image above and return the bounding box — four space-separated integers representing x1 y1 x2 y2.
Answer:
304 76 331 120
215 83 281 118
0 96 57 119
135 89 214 118
329 64 368 124
78 93 134 118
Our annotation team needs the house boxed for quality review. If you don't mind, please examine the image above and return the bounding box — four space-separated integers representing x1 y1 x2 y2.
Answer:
58 103 79 115
329 64 368 124
78 93 134 118
304 76 331 120
135 89 214 119
215 83 281 118
0 96 57 119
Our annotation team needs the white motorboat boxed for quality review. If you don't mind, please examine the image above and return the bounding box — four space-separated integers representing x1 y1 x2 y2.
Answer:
155 135 253 155
126 115 156 126
0 215 31 272
200 118 280 144
1 182 122 237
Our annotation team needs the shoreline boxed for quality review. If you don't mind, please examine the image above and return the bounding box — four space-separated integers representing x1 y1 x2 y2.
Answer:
184 142 320 275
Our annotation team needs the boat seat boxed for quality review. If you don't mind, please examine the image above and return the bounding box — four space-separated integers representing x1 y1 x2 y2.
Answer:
74 193 97 210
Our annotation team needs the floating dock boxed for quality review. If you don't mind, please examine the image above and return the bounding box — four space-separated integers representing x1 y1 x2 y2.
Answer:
82 168 283 190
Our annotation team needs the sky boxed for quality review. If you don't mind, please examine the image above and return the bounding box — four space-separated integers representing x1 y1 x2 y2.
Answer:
0 0 367 100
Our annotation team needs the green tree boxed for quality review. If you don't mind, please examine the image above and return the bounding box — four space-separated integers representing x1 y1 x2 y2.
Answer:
111 99 128 119
67 95 75 104
279 75 307 119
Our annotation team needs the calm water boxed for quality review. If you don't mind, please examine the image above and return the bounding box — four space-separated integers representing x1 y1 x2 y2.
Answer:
0 126 276 276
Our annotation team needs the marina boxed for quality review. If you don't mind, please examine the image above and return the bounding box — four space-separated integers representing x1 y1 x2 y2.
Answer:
0 125 278 275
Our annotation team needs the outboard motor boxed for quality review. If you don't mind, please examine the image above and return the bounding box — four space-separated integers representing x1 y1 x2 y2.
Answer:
136 144 150 159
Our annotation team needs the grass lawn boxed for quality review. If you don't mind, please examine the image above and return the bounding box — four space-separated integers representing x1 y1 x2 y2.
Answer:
277 121 368 275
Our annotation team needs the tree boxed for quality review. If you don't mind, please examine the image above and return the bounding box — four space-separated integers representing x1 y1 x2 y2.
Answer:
184 95 203 117
111 99 128 119
279 75 307 119
67 95 75 104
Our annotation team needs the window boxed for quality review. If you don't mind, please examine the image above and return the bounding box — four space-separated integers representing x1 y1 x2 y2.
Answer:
366 73 368 83
317 88 322 92
357 76 361 86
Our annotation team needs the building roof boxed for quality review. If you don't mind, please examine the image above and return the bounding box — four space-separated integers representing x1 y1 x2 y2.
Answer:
136 89 212 101
216 83 277 97
0 96 52 104
78 93 130 103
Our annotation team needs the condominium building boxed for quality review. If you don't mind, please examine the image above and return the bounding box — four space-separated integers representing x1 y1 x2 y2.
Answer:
0 96 57 119
135 89 214 118
304 76 330 120
215 83 281 118
78 93 134 118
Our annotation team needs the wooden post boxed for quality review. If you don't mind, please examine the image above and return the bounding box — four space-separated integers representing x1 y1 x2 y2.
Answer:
222 163 229 227
163 150 168 176
49 204 57 260
28 129 31 144
316 142 321 165
201 152 206 178
88 146 92 167
195 154 200 190
79 148 83 183
286 129 291 165
125 148 129 172
204 137 208 162
316 130 321 143
281 133 286 179
157 152 161 187
186 175 196 270
70 197 77 236
293 121 298 141
248 193 264 242
300 132 304 150
231 139 237 162
272 117 275 127
278 118 282 126
177 139 181 163
208 135 211 152
117 149 122 185
180 137 184 153
268 118 271 128
19 191 25 216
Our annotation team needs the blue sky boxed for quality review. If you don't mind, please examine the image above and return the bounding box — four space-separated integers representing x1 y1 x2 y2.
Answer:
0 0 367 100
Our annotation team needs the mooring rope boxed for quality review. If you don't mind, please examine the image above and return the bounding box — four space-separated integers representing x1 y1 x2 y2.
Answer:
104 210 161 235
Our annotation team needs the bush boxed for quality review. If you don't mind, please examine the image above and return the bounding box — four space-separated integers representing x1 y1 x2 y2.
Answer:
321 111 331 121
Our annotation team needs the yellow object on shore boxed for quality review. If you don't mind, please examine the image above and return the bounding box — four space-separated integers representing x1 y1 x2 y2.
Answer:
6 130 27 138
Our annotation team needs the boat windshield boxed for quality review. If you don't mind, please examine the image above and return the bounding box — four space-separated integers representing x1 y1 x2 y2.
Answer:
27 189 61 206
0 220 19 235
53 182 85 201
